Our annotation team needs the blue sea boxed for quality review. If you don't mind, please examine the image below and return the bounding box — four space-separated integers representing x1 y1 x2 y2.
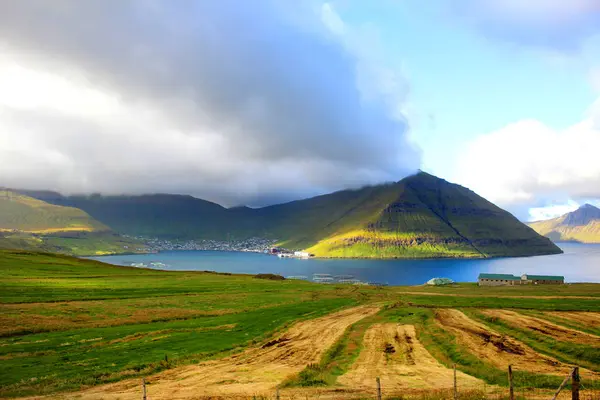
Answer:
89 242 600 286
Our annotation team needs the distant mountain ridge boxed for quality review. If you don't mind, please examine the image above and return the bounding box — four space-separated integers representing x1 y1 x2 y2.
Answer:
529 204 600 243
12 172 562 258
0 190 109 233
0 190 145 255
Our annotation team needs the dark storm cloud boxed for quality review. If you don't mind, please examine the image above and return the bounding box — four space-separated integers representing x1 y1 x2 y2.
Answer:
0 0 419 206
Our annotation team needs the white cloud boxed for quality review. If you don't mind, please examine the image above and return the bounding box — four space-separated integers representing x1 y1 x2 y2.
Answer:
454 97 600 219
528 201 580 221
0 60 124 122
528 199 600 221
0 1 419 206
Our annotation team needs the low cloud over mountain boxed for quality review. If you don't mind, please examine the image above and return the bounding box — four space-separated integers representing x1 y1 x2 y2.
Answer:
0 1 419 206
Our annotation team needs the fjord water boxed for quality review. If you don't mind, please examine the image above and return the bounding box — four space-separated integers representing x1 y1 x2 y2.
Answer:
91 242 600 285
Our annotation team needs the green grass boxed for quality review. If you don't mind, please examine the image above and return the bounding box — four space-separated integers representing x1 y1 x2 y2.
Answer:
0 229 147 257
1 299 354 397
0 250 388 397
391 282 600 297
1 250 598 397
397 294 600 311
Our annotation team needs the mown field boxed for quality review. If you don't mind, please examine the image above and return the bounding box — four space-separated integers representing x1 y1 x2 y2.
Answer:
1 250 599 399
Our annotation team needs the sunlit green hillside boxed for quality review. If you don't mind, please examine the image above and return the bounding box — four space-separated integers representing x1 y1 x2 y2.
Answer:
13 173 562 258
0 190 108 233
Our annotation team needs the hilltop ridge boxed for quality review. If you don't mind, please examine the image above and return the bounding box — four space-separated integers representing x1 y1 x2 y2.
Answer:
0 190 145 255
0 190 109 233
529 204 600 243
7 172 562 258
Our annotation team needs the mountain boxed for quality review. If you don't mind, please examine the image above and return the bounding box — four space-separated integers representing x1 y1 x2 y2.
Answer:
16 172 562 258
528 204 600 243
0 190 145 255
0 190 109 233
20 193 231 240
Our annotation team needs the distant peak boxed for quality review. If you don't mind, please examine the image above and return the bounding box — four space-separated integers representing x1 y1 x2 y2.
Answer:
562 203 600 226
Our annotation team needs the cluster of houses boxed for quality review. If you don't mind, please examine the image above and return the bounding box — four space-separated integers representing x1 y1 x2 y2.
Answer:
268 247 314 259
478 273 564 286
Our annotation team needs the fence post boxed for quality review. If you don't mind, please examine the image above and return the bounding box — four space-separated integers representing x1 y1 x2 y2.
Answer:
572 367 580 400
551 369 575 400
453 364 458 400
142 378 147 400
276 387 280 400
508 365 514 400
376 377 382 400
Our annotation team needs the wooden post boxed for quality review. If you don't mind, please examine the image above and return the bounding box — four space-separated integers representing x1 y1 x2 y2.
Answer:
552 368 575 400
142 378 147 400
453 364 458 400
572 367 580 400
275 387 280 400
508 365 514 400
376 377 382 400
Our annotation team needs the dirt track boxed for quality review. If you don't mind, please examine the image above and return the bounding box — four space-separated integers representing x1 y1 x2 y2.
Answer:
338 323 482 392
545 312 600 330
481 310 600 346
434 309 582 376
45 305 379 400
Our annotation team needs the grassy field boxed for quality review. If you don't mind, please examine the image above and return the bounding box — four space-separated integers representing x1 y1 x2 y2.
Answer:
0 251 384 396
1 250 599 398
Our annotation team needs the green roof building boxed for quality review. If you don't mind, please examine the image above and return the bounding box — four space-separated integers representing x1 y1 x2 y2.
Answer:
477 273 565 286
478 273 521 286
521 274 564 284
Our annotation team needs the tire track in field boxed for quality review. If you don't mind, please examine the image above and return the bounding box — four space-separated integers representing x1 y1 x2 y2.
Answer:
481 310 600 346
45 305 380 399
435 309 599 377
338 323 483 391
544 311 600 330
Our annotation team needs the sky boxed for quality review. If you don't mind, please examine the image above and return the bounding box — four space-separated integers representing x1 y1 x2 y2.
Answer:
0 0 599 221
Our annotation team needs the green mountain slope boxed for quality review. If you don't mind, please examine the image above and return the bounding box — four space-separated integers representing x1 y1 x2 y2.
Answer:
528 204 600 243
0 191 145 256
18 192 230 240
301 172 562 258
17 173 562 258
0 190 109 233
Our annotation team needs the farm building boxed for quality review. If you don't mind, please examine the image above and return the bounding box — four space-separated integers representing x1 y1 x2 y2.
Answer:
478 273 565 286
521 274 564 284
478 273 521 286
